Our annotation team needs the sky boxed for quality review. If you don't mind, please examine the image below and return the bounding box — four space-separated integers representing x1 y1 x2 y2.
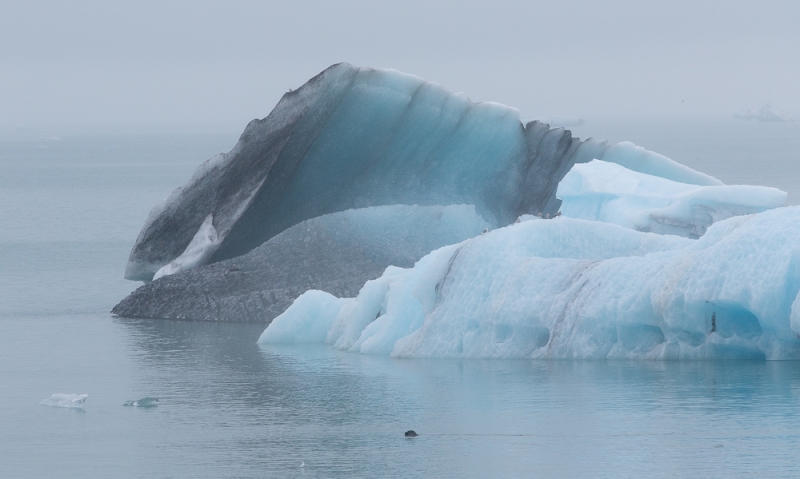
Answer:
2 0 799 132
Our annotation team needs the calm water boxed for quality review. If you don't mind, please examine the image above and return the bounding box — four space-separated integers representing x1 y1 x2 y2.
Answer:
2 119 800 478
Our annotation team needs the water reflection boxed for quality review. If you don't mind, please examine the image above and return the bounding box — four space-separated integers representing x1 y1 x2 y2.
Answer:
116 318 800 478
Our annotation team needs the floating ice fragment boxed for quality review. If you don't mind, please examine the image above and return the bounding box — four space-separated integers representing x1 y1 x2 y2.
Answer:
123 397 159 407
40 393 88 408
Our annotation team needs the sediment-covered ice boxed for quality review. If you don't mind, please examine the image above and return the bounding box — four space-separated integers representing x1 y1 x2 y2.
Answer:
113 204 490 322
558 160 787 238
40 393 88 408
260 207 800 359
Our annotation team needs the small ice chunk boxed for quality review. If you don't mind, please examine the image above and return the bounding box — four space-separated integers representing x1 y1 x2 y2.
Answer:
40 393 88 408
123 397 159 407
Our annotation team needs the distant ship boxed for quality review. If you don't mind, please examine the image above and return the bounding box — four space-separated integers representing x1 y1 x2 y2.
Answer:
733 103 797 122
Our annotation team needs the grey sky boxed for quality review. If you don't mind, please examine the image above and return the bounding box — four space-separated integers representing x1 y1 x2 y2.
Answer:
2 0 799 131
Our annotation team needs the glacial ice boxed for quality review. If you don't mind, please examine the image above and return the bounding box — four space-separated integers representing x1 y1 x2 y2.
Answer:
124 63 604 281
40 393 88 408
113 205 490 322
558 160 787 238
260 207 800 359
118 63 794 340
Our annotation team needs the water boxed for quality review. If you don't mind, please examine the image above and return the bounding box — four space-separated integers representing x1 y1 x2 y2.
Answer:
2 120 800 478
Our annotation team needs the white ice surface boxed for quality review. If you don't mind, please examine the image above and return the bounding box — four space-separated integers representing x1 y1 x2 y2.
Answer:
558 160 787 238
40 393 88 408
260 207 800 359
154 214 221 280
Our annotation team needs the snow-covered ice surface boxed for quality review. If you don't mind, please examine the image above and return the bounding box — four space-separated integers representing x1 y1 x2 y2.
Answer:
558 160 787 238
39 394 88 408
261 207 800 359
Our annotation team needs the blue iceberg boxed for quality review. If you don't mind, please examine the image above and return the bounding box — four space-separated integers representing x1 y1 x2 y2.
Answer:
117 64 796 360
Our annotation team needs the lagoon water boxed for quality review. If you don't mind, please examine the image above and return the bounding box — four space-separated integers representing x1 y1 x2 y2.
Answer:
2 119 800 478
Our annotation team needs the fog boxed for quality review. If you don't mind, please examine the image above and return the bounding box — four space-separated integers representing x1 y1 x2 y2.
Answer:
2 0 798 132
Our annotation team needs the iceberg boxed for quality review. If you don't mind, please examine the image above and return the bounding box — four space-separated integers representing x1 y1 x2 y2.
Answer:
116 63 776 326
113 205 489 322
124 63 617 282
558 160 787 238
260 207 800 360
40 393 88 408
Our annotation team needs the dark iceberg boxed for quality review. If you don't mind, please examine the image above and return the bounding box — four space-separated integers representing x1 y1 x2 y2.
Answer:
115 63 606 322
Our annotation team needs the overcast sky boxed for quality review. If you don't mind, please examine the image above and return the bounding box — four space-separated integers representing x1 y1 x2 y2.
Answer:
2 0 799 131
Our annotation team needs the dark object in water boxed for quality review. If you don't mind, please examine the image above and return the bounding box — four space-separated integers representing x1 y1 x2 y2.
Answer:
405 430 418 437
123 397 159 408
